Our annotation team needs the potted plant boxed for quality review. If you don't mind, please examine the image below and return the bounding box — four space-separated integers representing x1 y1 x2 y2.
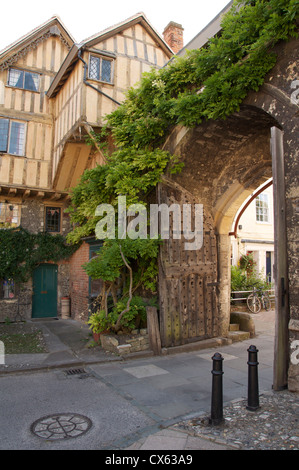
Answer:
87 310 114 343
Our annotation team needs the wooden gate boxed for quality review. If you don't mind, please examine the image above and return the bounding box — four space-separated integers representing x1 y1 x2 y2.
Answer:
157 179 219 347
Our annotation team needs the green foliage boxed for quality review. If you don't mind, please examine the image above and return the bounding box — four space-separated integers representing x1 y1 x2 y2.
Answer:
66 148 182 245
87 310 116 334
66 0 298 301
231 264 272 292
231 252 272 293
231 265 248 292
87 296 148 333
239 253 254 271
0 227 78 284
110 296 147 331
106 0 298 144
83 238 160 293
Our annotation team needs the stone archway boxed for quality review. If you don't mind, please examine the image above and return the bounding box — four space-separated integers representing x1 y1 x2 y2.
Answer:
161 106 276 340
159 36 298 391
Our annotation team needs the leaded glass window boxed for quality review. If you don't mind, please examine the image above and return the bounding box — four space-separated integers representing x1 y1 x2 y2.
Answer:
45 207 61 232
101 59 112 83
9 121 26 155
8 68 40 92
0 119 9 152
0 118 26 156
89 55 113 83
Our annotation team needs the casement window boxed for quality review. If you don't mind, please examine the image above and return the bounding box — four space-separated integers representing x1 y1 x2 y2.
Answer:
256 193 269 223
89 55 113 84
45 207 61 233
0 202 21 227
0 118 26 156
8 68 40 92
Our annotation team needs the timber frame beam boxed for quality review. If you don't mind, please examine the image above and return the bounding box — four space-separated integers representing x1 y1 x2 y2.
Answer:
0 184 69 202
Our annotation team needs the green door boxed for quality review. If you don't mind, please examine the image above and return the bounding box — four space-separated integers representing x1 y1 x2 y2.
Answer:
32 264 58 318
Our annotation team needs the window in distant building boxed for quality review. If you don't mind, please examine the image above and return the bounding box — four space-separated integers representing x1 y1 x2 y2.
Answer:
8 68 40 92
89 55 113 83
0 118 26 156
256 193 269 223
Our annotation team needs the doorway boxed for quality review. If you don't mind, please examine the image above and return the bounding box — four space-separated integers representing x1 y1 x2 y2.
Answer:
32 264 58 318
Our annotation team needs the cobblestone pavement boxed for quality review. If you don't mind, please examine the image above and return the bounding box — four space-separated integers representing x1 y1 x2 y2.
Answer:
175 390 299 450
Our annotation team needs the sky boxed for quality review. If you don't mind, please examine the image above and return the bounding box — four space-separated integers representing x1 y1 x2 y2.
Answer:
0 0 232 52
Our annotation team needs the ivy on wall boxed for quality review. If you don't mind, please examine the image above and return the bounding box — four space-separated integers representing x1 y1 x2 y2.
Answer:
106 0 298 147
65 0 298 300
0 227 78 285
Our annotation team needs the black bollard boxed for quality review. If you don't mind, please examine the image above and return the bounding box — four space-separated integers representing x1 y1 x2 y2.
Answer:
209 352 224 425
247 345 260 411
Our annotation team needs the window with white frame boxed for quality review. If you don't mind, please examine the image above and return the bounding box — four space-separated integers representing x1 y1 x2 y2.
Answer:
256 193 269 223
89 55 113 84
8 68 40 92
0 118 26 156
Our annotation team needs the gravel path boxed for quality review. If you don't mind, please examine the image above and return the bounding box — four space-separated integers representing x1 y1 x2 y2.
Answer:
176 390 299 450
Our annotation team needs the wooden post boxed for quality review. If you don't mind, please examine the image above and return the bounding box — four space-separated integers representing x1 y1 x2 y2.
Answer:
146 306 162 355
271 127 289 391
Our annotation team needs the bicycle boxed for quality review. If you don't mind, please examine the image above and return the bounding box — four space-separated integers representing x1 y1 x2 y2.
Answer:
247 285 271 313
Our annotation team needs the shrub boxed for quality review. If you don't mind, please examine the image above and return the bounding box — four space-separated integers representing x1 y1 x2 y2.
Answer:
231 265 247 291
231 265 272 293
87 296 148 334
110 296 147 331
87 310 117 334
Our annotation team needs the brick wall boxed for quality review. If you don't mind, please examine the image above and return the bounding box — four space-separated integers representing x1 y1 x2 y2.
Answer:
163 21 184 54
69 242 90 321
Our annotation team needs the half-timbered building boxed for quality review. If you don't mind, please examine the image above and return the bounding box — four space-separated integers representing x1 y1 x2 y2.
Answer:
0 13 173 320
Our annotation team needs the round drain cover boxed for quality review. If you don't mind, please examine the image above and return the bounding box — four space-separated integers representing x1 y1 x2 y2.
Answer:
31 413 92 440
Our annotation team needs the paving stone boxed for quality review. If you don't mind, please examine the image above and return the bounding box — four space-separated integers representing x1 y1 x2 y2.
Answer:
176 390 299 450
123 364 169 378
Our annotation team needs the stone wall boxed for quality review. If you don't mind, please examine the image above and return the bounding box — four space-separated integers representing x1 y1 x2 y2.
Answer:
100 329 150 356
0 280 32 322
21 200 45 233
0 198 71 321
0 300 18 322
288 320 299 392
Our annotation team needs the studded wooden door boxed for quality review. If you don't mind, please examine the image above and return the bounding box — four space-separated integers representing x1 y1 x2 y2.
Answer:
157 179 219 347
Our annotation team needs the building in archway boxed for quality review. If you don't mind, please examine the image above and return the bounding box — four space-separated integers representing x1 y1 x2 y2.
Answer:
231 183 275 284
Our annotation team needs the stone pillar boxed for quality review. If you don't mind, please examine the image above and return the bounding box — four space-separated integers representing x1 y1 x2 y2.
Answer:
288 320 299 392
217 233 231 337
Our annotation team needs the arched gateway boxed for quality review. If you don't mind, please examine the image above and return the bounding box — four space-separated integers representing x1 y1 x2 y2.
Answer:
158 37 299 392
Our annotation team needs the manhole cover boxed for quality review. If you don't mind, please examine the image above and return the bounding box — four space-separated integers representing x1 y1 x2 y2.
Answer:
31 413 92 440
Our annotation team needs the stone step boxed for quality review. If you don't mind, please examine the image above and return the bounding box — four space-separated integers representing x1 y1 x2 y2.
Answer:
229 323 240 331
228 330 251 342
